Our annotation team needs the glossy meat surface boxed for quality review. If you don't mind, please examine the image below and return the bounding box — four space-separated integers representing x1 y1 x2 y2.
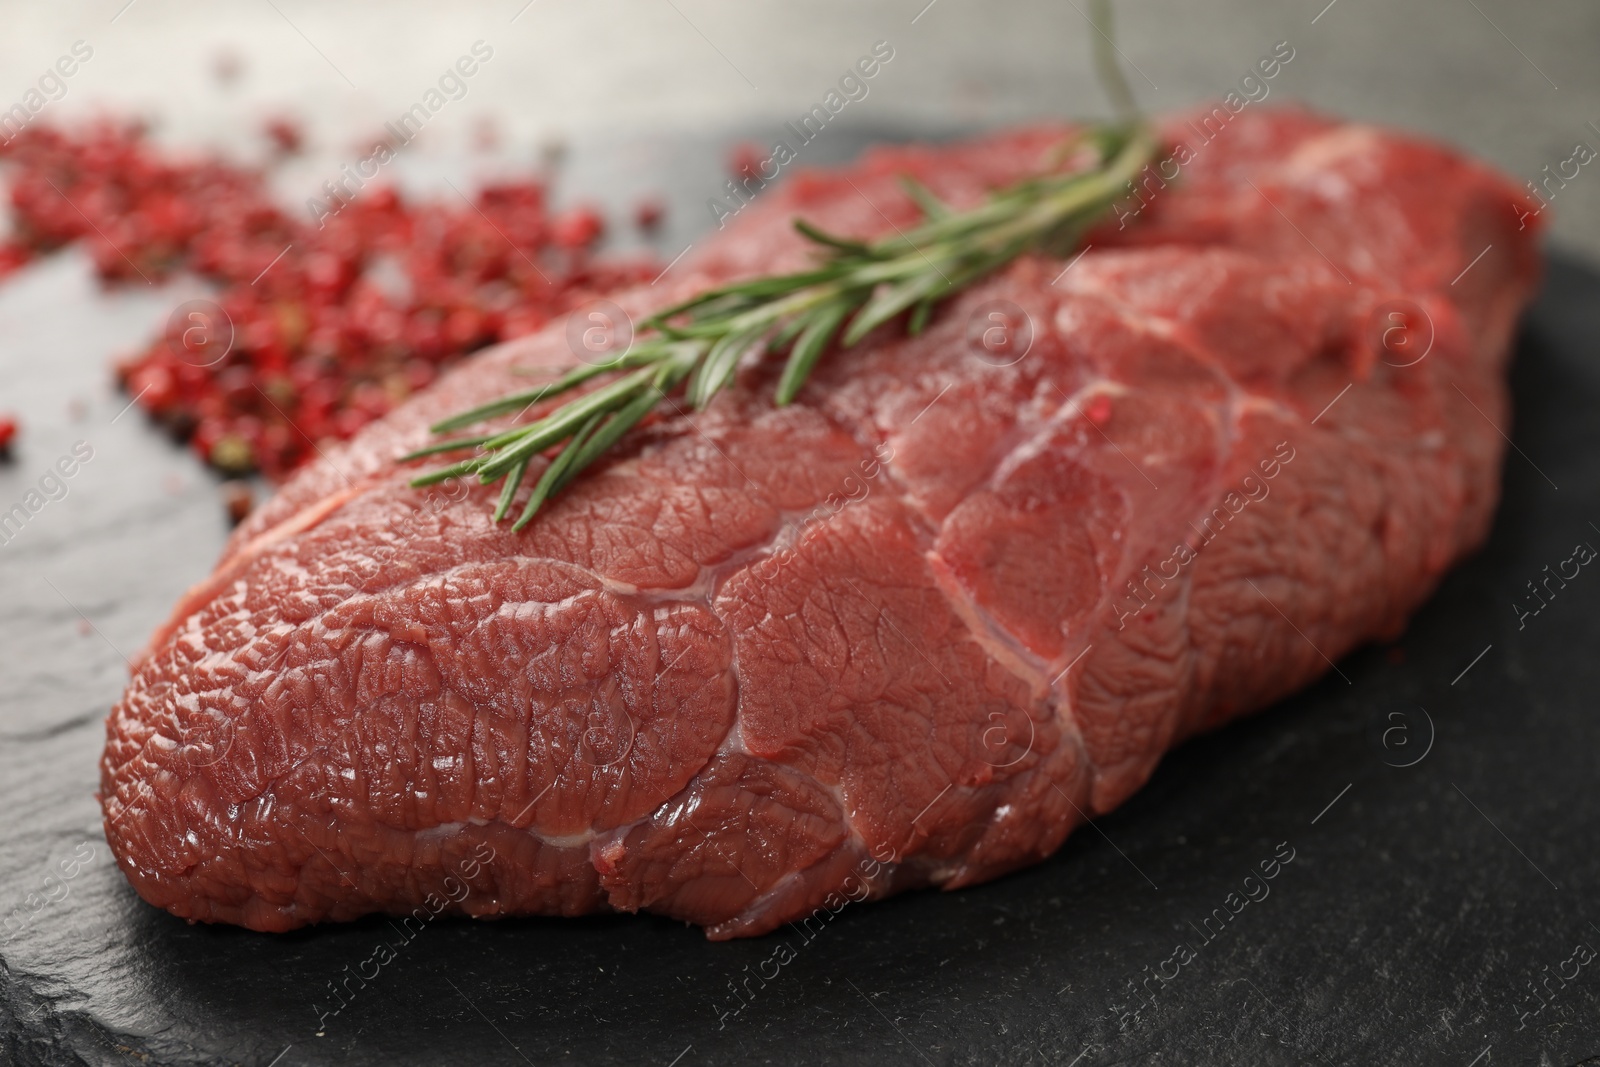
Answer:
101 108 1540 937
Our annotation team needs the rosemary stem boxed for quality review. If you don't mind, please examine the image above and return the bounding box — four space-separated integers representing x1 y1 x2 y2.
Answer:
407 112 1157 527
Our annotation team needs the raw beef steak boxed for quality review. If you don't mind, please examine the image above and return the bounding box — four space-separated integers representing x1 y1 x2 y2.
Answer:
101 108 1540 938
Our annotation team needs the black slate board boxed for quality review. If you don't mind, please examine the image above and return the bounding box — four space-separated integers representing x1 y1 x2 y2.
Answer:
3 131 1600 1067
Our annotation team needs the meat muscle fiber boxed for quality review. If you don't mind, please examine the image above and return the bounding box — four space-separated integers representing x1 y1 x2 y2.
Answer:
102 108 1541 938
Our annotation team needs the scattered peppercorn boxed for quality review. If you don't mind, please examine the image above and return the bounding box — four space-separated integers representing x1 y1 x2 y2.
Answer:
220 479 255 525
634 196 665 232
0 119 660 481
728 141 764 184
212 50 244 89
262 116 305 156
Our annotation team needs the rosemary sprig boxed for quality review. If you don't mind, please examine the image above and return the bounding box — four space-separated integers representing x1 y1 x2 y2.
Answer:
406 4 1155 530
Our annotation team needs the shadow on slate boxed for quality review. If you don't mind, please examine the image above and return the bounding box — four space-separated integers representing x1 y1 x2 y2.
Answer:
2 126 1600 1066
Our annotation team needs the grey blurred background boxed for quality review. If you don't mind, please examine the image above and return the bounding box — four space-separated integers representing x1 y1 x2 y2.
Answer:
2 0 1597 255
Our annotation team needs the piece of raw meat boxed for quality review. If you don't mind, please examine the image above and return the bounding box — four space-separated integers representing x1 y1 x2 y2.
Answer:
101 107 1540 938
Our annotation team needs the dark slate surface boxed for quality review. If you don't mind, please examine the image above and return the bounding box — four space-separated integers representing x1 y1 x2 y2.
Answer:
3 130 1600 1066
